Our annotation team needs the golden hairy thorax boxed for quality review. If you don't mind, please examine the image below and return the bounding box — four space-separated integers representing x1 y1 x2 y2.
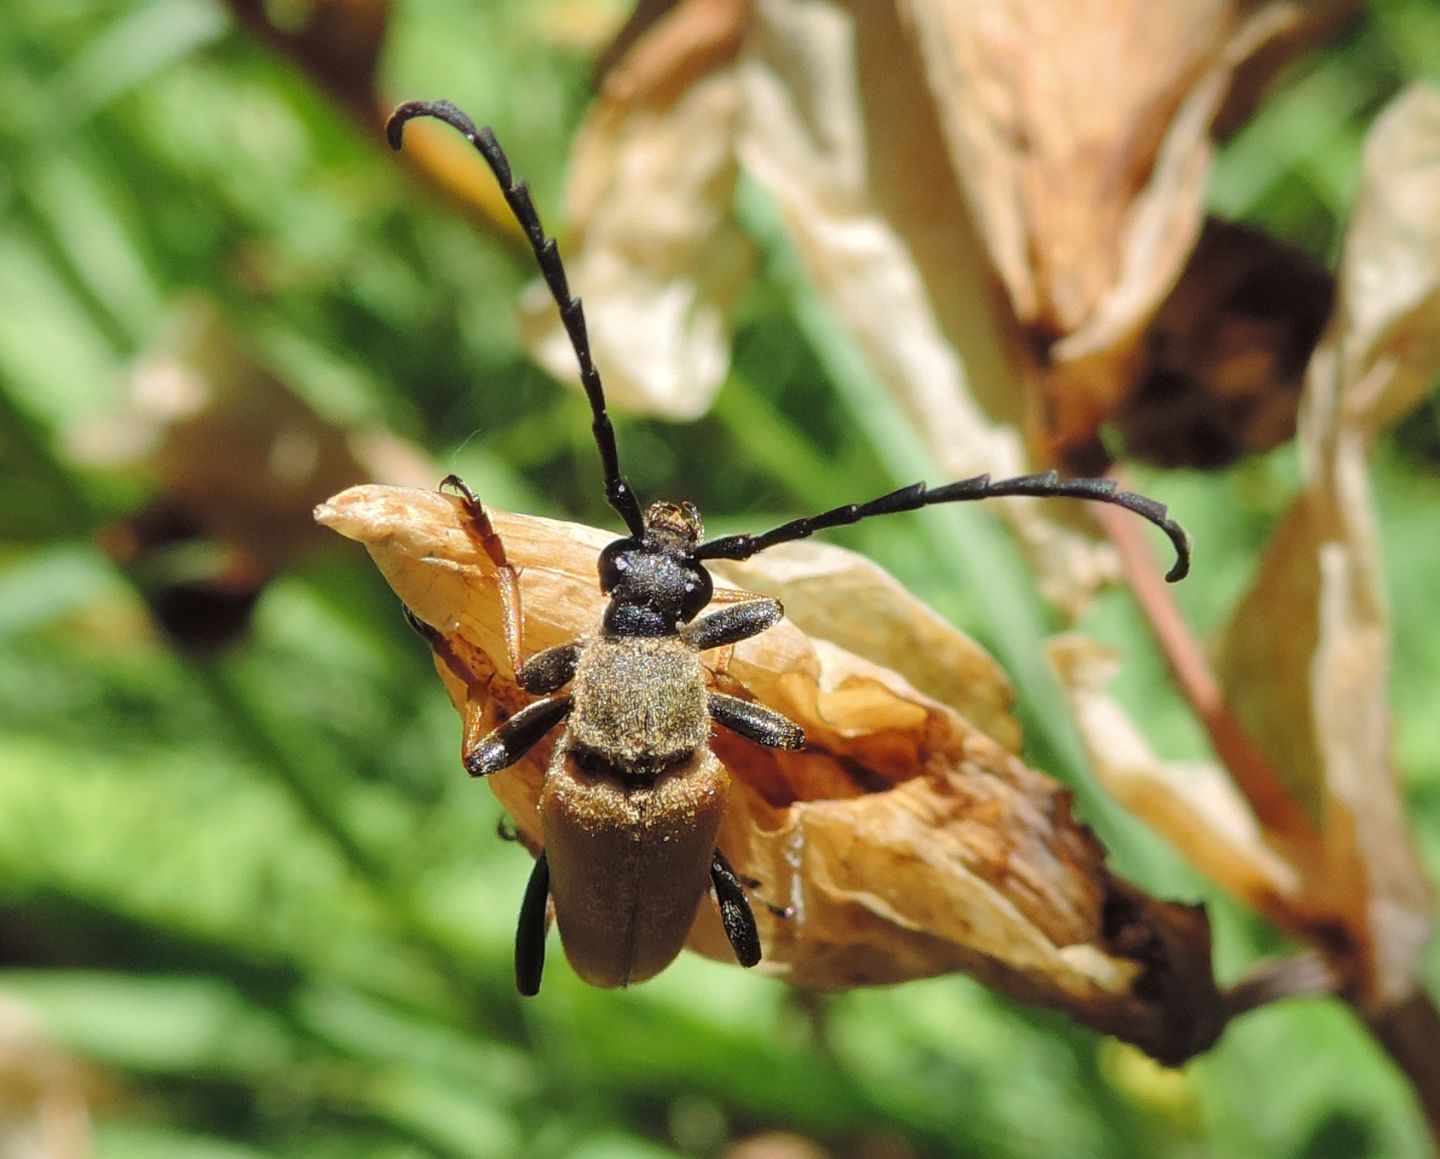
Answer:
565 636 710 774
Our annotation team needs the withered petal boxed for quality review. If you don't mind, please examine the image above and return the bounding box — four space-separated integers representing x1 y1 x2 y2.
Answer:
318 483 1223 1062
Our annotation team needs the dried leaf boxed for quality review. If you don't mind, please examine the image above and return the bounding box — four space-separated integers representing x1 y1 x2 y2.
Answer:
1331 86 1440 436
317 483 1223 1063
524 0 1350 614
521 0 754 418
0 994 106 1159
736 0 1128 615
1215 86 1440 1011
1049 634 1303 927
719 540 1022 753
903 0 1358 460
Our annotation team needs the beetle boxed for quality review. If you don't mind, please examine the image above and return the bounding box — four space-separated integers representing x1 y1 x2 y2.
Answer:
385 99 1191 996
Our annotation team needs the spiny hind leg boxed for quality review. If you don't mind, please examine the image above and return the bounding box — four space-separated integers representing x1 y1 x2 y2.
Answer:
404 608 498 771
439 474 525 678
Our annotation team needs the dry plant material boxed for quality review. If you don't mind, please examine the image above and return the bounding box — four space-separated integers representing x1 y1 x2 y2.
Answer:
1114 220 1334 468
224 0 521 240
520 0 1355 612
903 0 1354 465
68 300 431 648
317 483 1223 1064
1050 636 1305 933
521 0 754 419
1056 86 1440 1019
1215 85 1440 1012
0 995 106 1159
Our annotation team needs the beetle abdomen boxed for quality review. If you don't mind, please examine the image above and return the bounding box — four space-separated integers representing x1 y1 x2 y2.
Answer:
541 745 730 988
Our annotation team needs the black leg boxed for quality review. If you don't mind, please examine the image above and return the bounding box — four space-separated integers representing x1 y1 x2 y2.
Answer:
515 851 551 997
711 848 761 968
465 695 572 777
681 599 784 651
516 642 581 694
709 692 804 750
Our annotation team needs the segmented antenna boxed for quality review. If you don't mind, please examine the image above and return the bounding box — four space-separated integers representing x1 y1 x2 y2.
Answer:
387 101 1190 583
386 100 646 538
695 471 1192 583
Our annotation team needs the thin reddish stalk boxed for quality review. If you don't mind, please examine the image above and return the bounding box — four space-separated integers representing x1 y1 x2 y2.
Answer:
1369 992 1440 1145
1099 499 1440 1149
1094 502 1315 843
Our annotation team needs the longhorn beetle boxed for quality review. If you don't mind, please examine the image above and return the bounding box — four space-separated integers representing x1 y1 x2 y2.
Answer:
386 99 1191 996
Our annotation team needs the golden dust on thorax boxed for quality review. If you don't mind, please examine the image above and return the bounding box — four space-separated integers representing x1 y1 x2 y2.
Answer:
565 635 710 770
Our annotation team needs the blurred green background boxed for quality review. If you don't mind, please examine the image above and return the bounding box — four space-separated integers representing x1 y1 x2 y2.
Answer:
3 1 1440 1156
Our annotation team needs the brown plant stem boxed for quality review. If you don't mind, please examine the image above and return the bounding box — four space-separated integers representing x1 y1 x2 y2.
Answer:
1222 950 1342 1019
1100 498 1440 1149
1369 991 1440 1145
1094 500 1315 845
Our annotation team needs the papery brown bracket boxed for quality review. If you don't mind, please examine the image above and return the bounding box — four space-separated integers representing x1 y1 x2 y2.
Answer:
1057 83 1440 1022
523 0 1355 614
317 483 1224 1064
520 0 754 418
1214 86 1440 1013
901 0 1358 465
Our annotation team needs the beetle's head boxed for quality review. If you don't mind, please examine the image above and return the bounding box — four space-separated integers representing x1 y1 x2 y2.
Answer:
598 501 714 636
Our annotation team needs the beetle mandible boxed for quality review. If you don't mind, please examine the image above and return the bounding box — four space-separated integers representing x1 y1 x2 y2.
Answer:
386 99 1192 996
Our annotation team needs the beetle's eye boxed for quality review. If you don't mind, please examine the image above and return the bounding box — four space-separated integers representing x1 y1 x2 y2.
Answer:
598 540 634 591
680 565 713 621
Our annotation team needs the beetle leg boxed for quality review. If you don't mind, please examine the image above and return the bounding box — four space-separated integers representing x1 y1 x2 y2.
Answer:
406 608 530 777
439 474 526 678
515 850 551 996
405 606 501 766
681 598 783 652
708 692 805 750
730 869 795 919
710 848 761 968
465 695 572 777
516 641 581 694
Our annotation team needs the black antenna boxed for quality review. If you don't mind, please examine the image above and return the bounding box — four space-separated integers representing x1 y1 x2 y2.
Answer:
387 100 646 538
694 471 1192 582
